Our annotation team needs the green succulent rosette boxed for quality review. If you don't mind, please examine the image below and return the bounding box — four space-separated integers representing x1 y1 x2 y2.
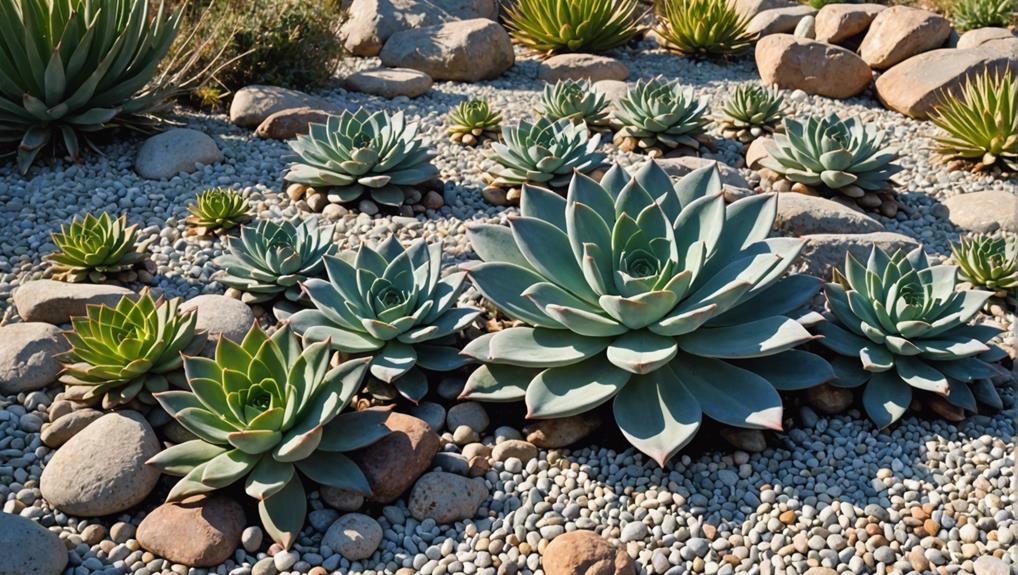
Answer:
716 84 785 144
486 116 606 193
612 77 710 155
502 0 641 55
538 79 611 129
952 233 1018 297
186 188 251 236
655 0 754 57
447 99 502 146
930 71 1017 173
47 212 148 283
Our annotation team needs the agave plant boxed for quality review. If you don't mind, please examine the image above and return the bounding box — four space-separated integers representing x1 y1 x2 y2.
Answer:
285 237 482 402
0 0 183 173
284 109 439 207
760 114 902 209
951 233 1018 297
716 85 785 143
47 213 148 283
502 0 641 55
185 188 252 236
214 218 336 304
447 99 502 146
537 79 611 130
59 291 202 409
814 247 1010 427
930 71 1017 173
952 0 1015 30
461 161 833 465
655 0 754 57
485 117 606 203
148 325 386 549
612 78 710 156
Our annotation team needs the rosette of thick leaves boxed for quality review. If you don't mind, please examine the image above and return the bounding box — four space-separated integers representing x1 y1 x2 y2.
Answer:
460 161 833 465
47 213 147 283
149 325 386 549
486 116 606 190
286 237 482 402
613 77 710 154
814 247 1012 428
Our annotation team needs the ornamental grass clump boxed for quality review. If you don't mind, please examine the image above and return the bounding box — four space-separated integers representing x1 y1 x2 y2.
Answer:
461 161 833 465
47 213 149 283
149 324 386 549
502 0 641 55
286 237 482 403
715 85 785 144
930 71 1017 173
185 188 251 236
951 233 1018 297
447 99 502 147
59 291 202 410
537 79 612 130
612 78 710 156
655 0 754 58
814 247 1011 427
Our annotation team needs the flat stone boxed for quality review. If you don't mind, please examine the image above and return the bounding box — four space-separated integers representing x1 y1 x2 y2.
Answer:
352 412 439 503
13 280 133 324
774 193 884 235
379 19 514 82
814 3 885 44
0 322 68 393
593 79 629 106
41 409 102 448
748 6 817 37
756 35 873 99
343 67 433 98
859 6 951 69
136 495 245 568
341 0 497 56
543 530 636 575
135 129 223 180
649 157 751 189
40 411 160 516
320 487 365 512
537 54 629 83
798 232 921 276
322 513 383 561
229 85 334 128
957 27 1017 50
525 414 601 448
734 0 797 17
179 294 255 357
0 513 68 575
407 471 487 523
255 107 334 140
491 439 538 463
942 190 1018 233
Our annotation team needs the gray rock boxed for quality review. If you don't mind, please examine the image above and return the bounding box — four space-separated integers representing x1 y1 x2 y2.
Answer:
957 27 1017 50
859 6 951 70
408 471 487 523
379 19 514 82
734 0 796 18
229 85 334 128
14 280 132 324
593 79 629 106
321 487 365 512
343 67 433 98
41 409 102 448
341 0 497 56
135 129 223 180
410 401 445 432
793 14 815 38
179 294 255 357
0 513 67 575
40 411 161 516
774 193 884 235
974 556 1008 575
537 54 629 83
0 322 68 393
748 6 817 37
446 401 489 433
942 190 1018 233
798 232 921 276
814 3 886 44
322 513 384 560
241 526 263 554
649 156 751 189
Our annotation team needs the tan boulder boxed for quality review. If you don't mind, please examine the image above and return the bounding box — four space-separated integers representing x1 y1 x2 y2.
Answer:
136 495 245 567
814 3 885 44
755 35 872 98
733 0 796 18
255 107 334 140
747 6 816 37
379 19 514 82
543 530 637 575
858 6 951 69
340 0 497 56
352 412 439 503
537 54 630 83
956 27 1017 50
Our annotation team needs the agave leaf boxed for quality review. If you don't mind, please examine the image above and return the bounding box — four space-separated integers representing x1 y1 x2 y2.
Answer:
894 356 949 394
244 456 296 501
259 476 306 550
146 439 228 477
677 316 814 358
670 352 783 430
526 354 630 418
487 327 611 368
466 262 563 328
862 370 911 429
319 408 391 452
295 451 371 495
605 330 679 374
943 377 977 412
200 449 260 489
729 350 835 391
460 364 533 402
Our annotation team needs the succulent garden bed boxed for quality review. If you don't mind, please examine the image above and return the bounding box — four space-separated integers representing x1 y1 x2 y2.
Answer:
0 1 1017 575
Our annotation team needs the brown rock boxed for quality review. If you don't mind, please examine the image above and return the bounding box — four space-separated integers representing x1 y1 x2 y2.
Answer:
858 6 951 69
957 27 1017 50
814 3 886 44
774 193 884 236
40 409 102 448
942 190 1018 233
13 280 133 325
543 530 636 575
755 35 872 99
805 383 854 414
255 107 334 140
525 414 601 448
537 54 630 83
343 68 433 98
379 19 514 82
229 85 334 128
745 137 772 169
353 412 440 503
747 6 817 37
720 427 767 452
734 0 796 18
136 495 245 567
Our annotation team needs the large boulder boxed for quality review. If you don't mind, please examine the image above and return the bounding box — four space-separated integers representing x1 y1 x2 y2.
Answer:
229 85 335 128
543 530 637 575
136 495 245 568
774 194 885 236
942 190 1018 233
341 0 497 57
747 6 817 37
537 54 630 83
756 35 872 98
0 323 68 393
858 6 951 69
352 412 439 503
40 411 161 516
798 232 920 276
379 19 514 82
407 471 487 523
135 129 222 180
957 27 1017 50
343 68 433 98
814 3 885 44
179 294 255 357
14 280 133 324
875 39 1018 118
0 513 68 575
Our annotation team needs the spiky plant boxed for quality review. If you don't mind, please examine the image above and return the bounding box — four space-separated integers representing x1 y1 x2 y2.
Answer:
760 114 902 209
149 325 386 549
952 233 1018 297
537 79 612 129
502 0 641 55
655 0 754 57
952 0 1015 30
716 85 785 143
930 71 1017 173
461 161 833 466
47 213 148 283
59 291 202 410
485 117 606 202
285 237 482 403
814 247 1010 427
284 109 440 207
214 218 335 304
185 188 252 236
612 77 710 156
0 0 183 174
447 99 502 146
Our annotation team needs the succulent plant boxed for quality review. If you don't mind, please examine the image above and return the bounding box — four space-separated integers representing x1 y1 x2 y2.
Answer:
59 291 202 410
537 80 612 129
149 324 385 549
760 114 902 210
814 247 1010 427
930 71 1017 173
502 0 641 55
186 188 252 236
655 0 754 57
214 218 336 304
951 233 1018 297
485 117 606 203
461 161 833 465
447 99 502 146
715 85 785 143
284 109 440 207
952 0 1015 31
285 237 482 402
612 78 710 156
47 213 149 283
0 0 183 173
